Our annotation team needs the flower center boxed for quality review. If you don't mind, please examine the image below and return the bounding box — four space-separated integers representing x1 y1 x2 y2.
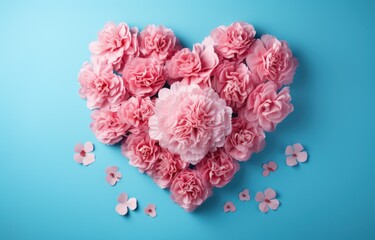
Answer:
110 173 115 178
265 199 271 203
80 150 86 157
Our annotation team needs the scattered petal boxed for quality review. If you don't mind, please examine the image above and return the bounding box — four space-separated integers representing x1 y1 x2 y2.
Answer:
105 166 122 186
239 189 250 201
116 193 137 216
74 142 96 166
82 153 95 166
223 201 236 213
255 188 279 213
285 143 308 166
262 161 277 176
84 141 94 152
144 204 157 218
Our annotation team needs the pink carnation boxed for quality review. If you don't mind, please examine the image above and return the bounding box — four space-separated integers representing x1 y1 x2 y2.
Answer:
138 25 180 62
122 57 167 97
167 43 219 88
224 116 265 161
170 169 212 212
89 22 138 72
147 149 188 188
78 61 128 109
212 60 257 111
211 22 256 60
242 81 293 132
118 96 155 132
90 108 129 145
246 34 298 88
196 149 239 188
121 131 160 173
149 83 232 164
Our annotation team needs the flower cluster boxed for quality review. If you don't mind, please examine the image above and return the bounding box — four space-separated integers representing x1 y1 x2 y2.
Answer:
78 21 298 212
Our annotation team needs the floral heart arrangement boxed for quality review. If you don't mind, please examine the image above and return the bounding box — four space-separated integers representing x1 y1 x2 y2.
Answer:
78 21 298 212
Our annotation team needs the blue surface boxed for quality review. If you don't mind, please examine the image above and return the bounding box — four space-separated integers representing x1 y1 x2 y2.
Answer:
1 0 374 239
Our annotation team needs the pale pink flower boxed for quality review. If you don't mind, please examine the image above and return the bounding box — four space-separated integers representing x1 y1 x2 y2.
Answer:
262 161 278 177
149 83 232 164
118 96 155 132
89 22 138 72
78 61 128 109
147 149 188 189
90 108 130 145
170 169 212 212
115 193 137 215
167 43 219 88
239 189 250 201
285 143 308 166
223 201 236 213
144 204 157 218
121 131 160 173
138 24 180 62
211 22 256 60
105 166 122 186
242 81 293 132
122 57 167 97
255 188 280 213
224 116 265 161
246 34 298 88
196 149 239 188
74 142 95 166
212 60 257 111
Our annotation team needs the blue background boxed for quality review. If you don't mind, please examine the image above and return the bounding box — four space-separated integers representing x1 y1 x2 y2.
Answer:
1 0 374 239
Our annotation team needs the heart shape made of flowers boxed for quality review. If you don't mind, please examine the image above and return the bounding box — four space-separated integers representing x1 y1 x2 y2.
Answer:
78 21 298 212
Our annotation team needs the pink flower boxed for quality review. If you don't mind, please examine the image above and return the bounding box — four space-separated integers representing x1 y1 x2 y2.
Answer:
144 204 157 218
118 96 155 132
147 149 188 189
211 22 256 60
223 201 236 213
105 166 122 186
212 60 256 111
246 34 298 88
242 81 293 132
90 108 130 145
255 188 280 213
74 142 95 166
239 189 250 201
115 193 137 215
167 43 219 88
196 149 239 188
170 169 212 212
262 161 277 177
89 22 138 72
285 143 308 166
224 117 265 161
78 61 128 110
149 83 232 164
121 131 160 173
138 25 180 62
122 57 167 97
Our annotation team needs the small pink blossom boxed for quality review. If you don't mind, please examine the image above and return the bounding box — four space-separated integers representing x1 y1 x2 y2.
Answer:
224 116 265 161
147 149 188 189
262 161 277 177
122 57 167 97
242 81 293 132
121 131 160 173
255 188 280 213
285 143 308 166
118 96 155 132
89 22 138 72
246 34 298 88
115 193 137 216
149 83 232 164
223 201 236 213
105 166 122 186
90 108 130 145
167 43 219 88
144 204 157 218
239 189 250 201
170 169 212 212
196 149 239 188
211 22 256 60
138 25 180 62
74 142 95 166
78 61 128 109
